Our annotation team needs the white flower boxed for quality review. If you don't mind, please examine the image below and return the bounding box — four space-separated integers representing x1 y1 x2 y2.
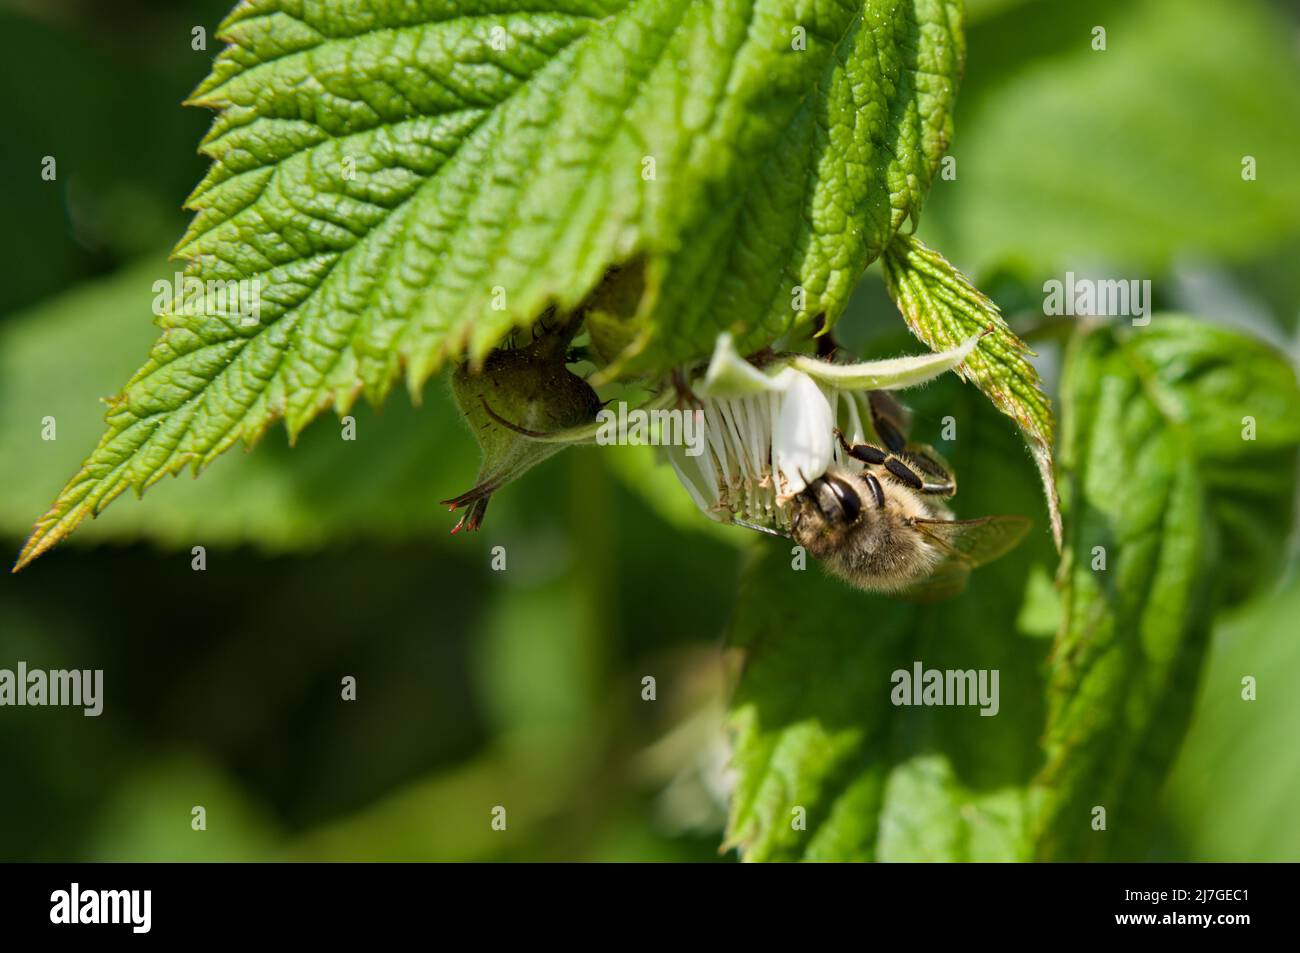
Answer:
665 332 979 533
772 369 834 499
491 329 980 537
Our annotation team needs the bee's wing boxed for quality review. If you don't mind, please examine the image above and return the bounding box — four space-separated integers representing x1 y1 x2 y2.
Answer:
898 516 1030 601
899 558 972 602
911 515 1032 568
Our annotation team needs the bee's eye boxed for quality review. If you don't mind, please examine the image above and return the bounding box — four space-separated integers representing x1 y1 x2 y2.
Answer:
808 475 862 525
826 476 862 523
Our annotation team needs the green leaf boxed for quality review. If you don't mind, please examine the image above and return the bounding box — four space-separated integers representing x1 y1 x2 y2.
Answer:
0 257 488 551
921 0 1300 277
725 373 1056 861
881 232 1060 546
17 0 966 570
1032 317 1300 860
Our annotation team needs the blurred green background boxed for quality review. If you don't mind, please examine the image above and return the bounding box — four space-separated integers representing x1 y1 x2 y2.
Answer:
1 0 1297 861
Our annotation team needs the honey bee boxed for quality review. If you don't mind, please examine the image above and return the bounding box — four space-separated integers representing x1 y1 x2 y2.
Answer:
789 392 1029 599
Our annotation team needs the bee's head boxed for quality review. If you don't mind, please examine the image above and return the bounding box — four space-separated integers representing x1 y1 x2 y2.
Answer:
790 472 865 555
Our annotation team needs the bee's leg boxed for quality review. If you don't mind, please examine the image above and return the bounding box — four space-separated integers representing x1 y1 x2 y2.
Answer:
908 448 957 497
863 472 886 509
916 474 956 497
833 430 954 497
834 428 889 465
833 431 916 485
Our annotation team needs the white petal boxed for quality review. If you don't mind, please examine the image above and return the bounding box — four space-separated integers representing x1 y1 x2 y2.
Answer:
772 371 834 499
789 333 981 391
841 391 867 446
666 445 722 519
699 332 783 397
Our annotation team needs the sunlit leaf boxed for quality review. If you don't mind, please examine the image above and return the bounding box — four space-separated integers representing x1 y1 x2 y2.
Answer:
16 0 966 569
882 233 1060 546
1033 317 1300 860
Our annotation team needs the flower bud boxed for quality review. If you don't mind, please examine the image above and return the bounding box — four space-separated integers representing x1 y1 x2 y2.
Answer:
444 318 600 532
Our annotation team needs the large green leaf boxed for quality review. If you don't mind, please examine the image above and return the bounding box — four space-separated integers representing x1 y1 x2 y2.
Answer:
0 257 731 551
1033 318 1300 860
15 0 965 569
0 258 483 552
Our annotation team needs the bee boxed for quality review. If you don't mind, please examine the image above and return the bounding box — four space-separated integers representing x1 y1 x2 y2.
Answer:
789 392 1029 600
